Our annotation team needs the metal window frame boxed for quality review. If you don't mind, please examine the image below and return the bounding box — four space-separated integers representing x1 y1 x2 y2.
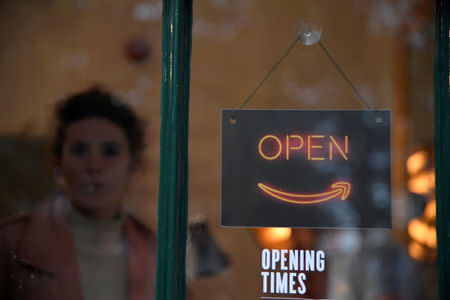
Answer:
155 1 193 300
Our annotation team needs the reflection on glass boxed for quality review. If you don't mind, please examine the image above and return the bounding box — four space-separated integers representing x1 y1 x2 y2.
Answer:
0 88 156 299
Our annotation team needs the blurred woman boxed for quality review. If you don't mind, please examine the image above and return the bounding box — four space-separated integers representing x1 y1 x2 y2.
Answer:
0 87 156 300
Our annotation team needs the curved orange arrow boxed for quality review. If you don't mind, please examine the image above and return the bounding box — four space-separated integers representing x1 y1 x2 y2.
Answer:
258 181 351 204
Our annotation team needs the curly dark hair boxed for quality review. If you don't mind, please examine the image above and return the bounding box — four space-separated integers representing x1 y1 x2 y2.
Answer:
53 87 146 162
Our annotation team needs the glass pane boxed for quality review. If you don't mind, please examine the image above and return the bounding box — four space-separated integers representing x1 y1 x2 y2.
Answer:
0 1 438 300
188 1 437 300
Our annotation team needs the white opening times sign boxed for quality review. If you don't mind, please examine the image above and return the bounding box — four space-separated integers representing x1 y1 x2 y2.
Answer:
261 249 327 298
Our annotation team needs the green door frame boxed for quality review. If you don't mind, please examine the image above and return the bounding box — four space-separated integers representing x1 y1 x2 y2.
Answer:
155 0 193 300
435 1 449 299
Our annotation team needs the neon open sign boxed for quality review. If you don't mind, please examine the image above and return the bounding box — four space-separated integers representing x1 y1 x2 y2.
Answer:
221 109 391 229
256 134 351 204
258 134 349 161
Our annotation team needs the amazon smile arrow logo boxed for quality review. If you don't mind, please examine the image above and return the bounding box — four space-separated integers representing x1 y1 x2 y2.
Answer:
258 181 351 204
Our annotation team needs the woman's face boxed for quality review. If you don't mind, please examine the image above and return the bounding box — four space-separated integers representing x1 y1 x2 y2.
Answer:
59 117 135 219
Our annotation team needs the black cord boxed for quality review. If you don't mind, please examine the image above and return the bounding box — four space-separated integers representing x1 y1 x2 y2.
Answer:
317 40 371 109
236 30 372 111
238 32 304 109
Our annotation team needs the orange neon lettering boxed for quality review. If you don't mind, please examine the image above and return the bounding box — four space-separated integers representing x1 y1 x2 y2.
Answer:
258 135 282 160
329 136 348 160
286 135 304 160
345 136 348 153
329 143 332 160
258 181 351 204
308 135 325 161
307 136 310 160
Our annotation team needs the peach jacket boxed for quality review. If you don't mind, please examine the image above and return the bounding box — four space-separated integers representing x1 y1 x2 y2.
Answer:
0 195 157 300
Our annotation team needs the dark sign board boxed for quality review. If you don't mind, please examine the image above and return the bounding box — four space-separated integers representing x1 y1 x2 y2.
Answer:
221 109 391 229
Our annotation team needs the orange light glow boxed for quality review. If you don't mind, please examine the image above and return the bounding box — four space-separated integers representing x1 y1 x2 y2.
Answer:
408 218 428 244
407 170 435 195
259 228 292 244
406 150 428 175
258 181 351 204
424 200 436 221
408 241 425 261
408 218 437 249
426 228 437 249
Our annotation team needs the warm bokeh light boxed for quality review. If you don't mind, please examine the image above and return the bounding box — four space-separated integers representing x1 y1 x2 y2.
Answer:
426 227 437 248
408 218 428 244
406 150 428 175
408 241 426 261
407 170 435 195
424 200 436 221
408 218 437 249
259 228 292 244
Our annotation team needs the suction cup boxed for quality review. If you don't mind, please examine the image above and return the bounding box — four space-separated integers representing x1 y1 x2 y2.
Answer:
294 19 322 46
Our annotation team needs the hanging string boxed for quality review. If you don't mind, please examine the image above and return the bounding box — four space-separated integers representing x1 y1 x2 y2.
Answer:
316 40 371 109
236 29 372 112
237 32 305 110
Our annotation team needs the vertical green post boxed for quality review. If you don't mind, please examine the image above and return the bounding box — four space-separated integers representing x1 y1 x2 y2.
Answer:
156 0 192 299
435 1 449 299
